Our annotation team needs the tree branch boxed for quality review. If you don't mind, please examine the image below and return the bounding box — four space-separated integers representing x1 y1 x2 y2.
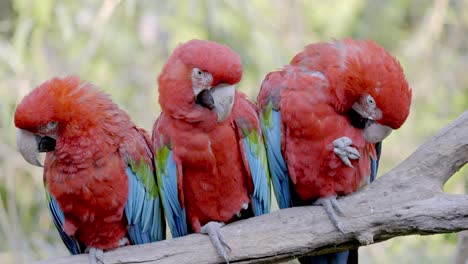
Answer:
35 111 468 264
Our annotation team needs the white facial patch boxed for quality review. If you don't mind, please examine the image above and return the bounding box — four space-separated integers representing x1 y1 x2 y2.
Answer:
352 94 382 120
192 68 213 96
39 121 58 134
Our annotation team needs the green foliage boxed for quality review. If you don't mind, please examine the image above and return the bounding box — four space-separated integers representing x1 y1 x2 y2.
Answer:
0 0 467 263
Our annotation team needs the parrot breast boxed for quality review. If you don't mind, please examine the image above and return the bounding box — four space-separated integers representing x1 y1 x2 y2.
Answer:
280 76 373 201
45 145 129 249
169 118 250 232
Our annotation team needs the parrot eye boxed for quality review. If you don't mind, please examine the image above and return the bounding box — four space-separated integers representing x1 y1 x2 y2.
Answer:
367 95 376 107
46 121 58 130
193 68 203 77
191 68 213 95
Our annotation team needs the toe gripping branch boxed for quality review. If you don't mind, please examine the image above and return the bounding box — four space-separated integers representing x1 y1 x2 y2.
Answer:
314 196 346 233
201 221 232 263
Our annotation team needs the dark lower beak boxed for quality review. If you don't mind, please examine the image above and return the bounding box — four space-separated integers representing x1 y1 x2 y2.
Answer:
196 89 215 110
347 109 392 142
38 136 56 152
195 84 235 122
347 108 369 129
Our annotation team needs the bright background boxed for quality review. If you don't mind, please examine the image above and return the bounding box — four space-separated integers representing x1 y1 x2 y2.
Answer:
0 0 467 263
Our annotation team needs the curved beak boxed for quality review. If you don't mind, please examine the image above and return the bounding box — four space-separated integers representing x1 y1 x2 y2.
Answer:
196 84 235 122
363 121 392 143
17 129 56 167
351 103 368 119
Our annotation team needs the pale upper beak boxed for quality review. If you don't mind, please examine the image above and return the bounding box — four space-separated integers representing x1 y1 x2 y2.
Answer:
195 84 235 122
351 103 392 143
363 121 392 143
17 129 56 167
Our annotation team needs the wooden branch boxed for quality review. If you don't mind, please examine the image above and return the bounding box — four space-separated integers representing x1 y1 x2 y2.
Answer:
35 111 468 264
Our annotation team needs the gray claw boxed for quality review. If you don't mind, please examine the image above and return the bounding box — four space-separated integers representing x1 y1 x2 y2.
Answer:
330 197 345 216
314 196 346 233
333 136 360 167
88 247 104 264
337 155 353 168
201 221 231 263
118 237 129 247
333 137 352 148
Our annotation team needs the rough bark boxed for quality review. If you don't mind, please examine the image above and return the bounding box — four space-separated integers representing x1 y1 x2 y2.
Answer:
35 111 468 264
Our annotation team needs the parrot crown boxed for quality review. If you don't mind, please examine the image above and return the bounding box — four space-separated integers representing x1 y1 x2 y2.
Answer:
157 39 243 121
14 76 129 134
342 39 412 129
168 39 242 86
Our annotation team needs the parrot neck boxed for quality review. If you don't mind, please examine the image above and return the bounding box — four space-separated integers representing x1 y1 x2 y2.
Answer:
332 87 359 113
54 128 121 165
328 70 360 113
53 111 130 165
164 102 215 124
326 42 368 113
159 74 218 124
168 111 221 132
160 87 219 126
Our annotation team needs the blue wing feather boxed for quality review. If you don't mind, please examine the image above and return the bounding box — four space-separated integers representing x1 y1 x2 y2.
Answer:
151 197 162 240
241 133 271 216
45 188 85 255
124 165 165 244
261 108 292 209
156 150 188 238
370 141 382 182
141 195 153 232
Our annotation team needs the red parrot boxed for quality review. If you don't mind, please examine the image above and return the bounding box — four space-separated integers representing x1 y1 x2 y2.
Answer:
14 77 165 264
153 39 271 262
257 39 411 263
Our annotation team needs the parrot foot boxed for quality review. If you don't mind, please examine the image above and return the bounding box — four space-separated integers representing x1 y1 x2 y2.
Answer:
236 203 249 217
314 196 346 233
333 136 360 167
87 247 104 264
118 237 129 247
200 221 231 263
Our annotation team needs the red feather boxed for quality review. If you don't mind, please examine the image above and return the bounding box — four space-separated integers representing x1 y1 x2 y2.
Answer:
257 38 410 201
15 76 153 249
154 93 254 232
155 40 255 232
291 39 412 128
278 68 373 199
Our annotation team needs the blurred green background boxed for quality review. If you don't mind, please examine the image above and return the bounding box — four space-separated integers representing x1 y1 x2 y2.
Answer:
0 0 467 263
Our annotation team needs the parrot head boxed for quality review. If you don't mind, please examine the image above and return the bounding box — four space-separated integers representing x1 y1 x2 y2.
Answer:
14 76 123 166
158 39 242 123
339 39 412 143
